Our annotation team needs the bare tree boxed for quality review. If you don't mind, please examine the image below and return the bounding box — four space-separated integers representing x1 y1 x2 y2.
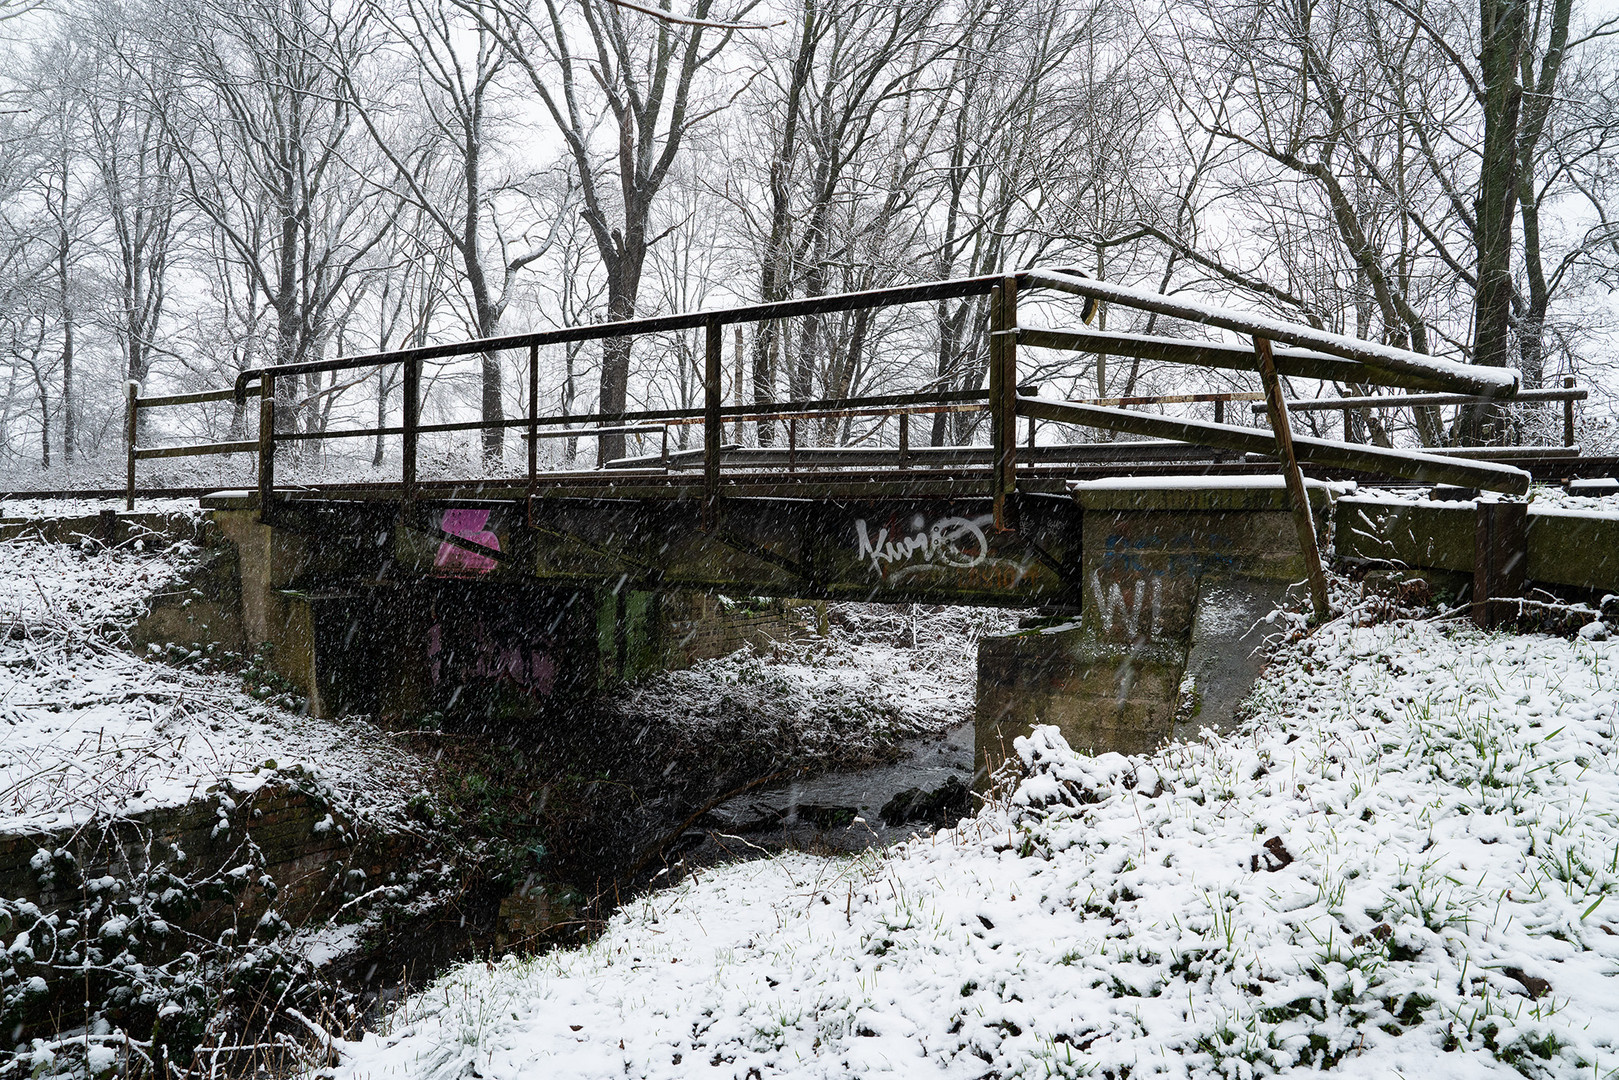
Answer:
81 0 187 439
166 0 400 433
342 0 569 461
490 0 760 462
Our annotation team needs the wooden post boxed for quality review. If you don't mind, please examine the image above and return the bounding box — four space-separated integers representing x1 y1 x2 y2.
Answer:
704 316 722 524
733 324 745 443
1564 375 1576 447
1255 337 1330 621
1213 397 1225 425
401 356 419 503
898 411 910 468
990 275 1019 529
1473 500 1528 628
528 343 539 491
125 381 138 511
788 418 797 471
257 372 276 520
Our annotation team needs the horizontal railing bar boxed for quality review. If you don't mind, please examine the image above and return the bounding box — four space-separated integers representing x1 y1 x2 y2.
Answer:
138 387 252 408
663 401 988 426
134 440 258 460
520 425 668 441
1407 444 1582 460
615 440 1231 471
234 276 1007 389
1016 395 1532 495
1022 269 1520 397
274 426 406 442
255 389 1019 446
1252 387 1588 413
1086 391 1267 407
1020 327 1464 394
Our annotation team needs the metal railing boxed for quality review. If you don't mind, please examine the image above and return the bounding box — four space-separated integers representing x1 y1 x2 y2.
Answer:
124 267 1543 521
1249 378 1586 447
124 380 262 510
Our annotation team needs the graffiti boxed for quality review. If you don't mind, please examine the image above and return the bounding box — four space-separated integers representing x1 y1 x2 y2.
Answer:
855 513 991 581
1089 570 1163 638
1100 531 1236 576
426 620 558 698
435 509 501 576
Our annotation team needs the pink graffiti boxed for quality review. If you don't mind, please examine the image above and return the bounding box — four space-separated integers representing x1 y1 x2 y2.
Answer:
435 508 500 575
425 620 558 697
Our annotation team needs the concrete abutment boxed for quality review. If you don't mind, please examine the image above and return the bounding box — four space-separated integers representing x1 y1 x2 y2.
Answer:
187 505 816 723
973 479 1337 787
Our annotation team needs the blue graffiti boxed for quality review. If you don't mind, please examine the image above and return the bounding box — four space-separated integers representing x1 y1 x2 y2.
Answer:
1098 532 1238 576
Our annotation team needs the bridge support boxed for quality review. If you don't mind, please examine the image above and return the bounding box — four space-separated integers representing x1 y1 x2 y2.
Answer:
974 479 1339 787
197 495 819 720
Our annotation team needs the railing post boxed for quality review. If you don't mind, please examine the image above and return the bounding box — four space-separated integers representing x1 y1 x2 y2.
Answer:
528 343 540 488
703 316 722 525
1255 337 1329 621
788 418 797 471
990 275 1018 529
1564 375 1576 447
1213 397 1225 425
898 411 910 468
125 381 138 511
257 372 275 520
402 355 419 502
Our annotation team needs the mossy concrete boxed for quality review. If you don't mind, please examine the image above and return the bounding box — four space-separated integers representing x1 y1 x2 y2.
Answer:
1334 495 1619 595
976 480 1336 784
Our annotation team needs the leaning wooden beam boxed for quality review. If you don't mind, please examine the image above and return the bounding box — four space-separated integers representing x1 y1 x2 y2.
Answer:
1015 395 1532 495
1255 337 1330 621
1019 327 1466 394
1020 269 1521 398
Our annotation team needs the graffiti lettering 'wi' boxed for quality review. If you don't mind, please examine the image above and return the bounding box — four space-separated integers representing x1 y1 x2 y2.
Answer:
855 513 993 583
435 509 500 575
1089 570 1163 638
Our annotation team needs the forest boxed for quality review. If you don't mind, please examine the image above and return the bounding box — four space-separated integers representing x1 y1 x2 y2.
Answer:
0 0 1615 478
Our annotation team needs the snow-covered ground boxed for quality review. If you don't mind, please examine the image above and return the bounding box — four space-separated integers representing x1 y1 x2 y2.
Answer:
0 533 423 831
609 604 1019 769
0 496 203 520
339 616 1619 1080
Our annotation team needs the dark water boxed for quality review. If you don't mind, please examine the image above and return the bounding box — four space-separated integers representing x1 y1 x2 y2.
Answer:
678 720 976 862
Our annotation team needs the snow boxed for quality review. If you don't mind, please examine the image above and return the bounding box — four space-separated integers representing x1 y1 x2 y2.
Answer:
609 604 1019 768
1352 484 1619 512
0 496 201 521
339 616 1619 1080
0 532 424 831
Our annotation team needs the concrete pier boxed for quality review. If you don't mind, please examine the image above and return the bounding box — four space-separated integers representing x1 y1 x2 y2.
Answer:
974 478 1338 785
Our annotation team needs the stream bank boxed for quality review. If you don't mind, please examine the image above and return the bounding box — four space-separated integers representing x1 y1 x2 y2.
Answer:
0 508 1008 1074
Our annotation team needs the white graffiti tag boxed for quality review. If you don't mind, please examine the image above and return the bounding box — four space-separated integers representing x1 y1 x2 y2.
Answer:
855 514 992 579
1089 570 1163 638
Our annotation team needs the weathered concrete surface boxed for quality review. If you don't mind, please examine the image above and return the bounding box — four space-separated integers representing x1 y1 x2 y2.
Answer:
1334 495 1619 595
1177 577 1293 743
975 479 1337 784
182 497 816 721
391 493 1085 610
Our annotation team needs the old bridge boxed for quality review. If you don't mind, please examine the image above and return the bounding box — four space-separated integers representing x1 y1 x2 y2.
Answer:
112 268 1616 776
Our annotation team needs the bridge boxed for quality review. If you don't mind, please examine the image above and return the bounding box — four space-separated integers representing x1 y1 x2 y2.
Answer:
110 268 1615 775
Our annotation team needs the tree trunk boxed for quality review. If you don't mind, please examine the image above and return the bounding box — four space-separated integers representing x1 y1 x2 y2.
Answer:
1462 0 1529 443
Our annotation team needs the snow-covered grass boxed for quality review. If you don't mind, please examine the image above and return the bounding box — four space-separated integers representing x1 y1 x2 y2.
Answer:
609 604 1019 769
0 535 422 830
339 617 1619 1080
